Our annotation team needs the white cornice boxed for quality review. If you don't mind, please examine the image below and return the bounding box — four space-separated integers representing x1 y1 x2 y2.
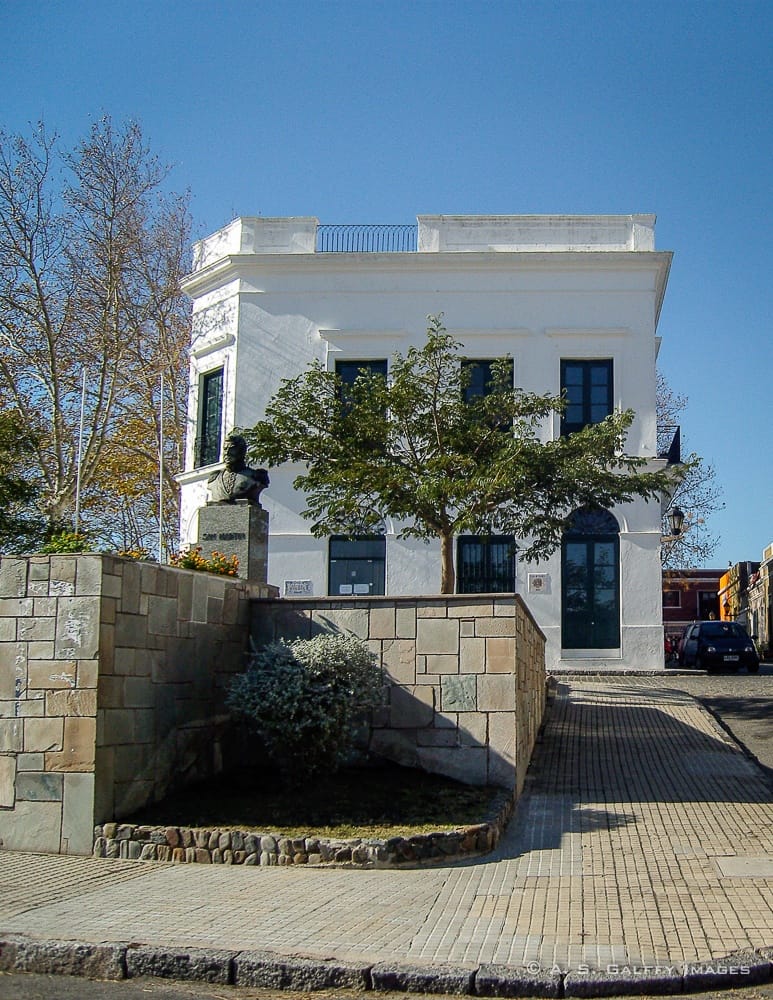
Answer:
544 327 631 338
182 250 673 330
176 466 220 487
444 329 534 345
184 248 673 281
191 333 236 359
319 328 409 341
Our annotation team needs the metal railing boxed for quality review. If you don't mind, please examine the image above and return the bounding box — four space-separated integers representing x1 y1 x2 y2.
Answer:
316 224 417 253
657 424 681 464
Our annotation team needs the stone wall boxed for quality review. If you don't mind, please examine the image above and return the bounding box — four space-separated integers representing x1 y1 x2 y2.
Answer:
252 594 546 793
1 556 544 858
0 555 273 855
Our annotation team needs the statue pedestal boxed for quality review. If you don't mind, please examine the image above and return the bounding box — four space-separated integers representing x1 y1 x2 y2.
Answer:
196 502 268 583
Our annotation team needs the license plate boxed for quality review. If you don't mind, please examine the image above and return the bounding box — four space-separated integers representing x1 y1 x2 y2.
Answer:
724 655 739 662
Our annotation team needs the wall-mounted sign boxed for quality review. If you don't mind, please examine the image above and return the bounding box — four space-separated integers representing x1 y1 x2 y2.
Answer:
528 573 550 595
284 580 313 596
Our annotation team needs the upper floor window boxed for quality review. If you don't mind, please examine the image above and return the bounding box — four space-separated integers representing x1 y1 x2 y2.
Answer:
560 360 613 435
196 367 224 467
335 359 387 399
462 358 514 430
461 359 513 402
334 360 388 441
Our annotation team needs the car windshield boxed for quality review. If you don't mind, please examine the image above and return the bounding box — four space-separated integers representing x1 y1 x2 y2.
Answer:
700 622 746 639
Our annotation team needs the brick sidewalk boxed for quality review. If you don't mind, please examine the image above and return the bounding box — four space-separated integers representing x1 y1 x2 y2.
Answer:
1 680 772 981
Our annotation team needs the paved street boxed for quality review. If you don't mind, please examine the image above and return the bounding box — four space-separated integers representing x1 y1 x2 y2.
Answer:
3 974 773 1000
1 673 772 998
613 664 773 775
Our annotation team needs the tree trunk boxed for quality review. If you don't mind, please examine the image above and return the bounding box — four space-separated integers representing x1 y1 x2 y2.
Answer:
439 529 455 594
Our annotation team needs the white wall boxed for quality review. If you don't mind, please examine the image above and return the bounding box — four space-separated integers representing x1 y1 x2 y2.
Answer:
180 216 672 671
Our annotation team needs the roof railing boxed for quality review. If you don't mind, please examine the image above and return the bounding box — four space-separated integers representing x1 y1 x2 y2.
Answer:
316 224 417 253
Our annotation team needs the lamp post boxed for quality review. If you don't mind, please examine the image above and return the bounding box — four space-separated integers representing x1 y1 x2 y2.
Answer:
661 505 685 544
667 506 685 538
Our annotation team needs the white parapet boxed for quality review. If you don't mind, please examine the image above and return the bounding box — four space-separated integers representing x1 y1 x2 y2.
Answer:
192 217 319 270
417 214 656 252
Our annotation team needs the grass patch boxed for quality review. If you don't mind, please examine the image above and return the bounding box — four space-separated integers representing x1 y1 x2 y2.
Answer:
126 762 502 839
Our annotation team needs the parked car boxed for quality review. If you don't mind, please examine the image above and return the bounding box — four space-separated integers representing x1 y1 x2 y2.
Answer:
678 620 760 673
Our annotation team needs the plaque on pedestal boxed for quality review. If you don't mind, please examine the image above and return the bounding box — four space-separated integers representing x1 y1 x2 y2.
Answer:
197 502 268 583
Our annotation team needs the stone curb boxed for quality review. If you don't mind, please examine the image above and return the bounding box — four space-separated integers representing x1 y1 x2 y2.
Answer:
234 950 371 990
125 944 233 983
371 960 476 994
92 788 515 869
1 935 771 996
0 935 126 980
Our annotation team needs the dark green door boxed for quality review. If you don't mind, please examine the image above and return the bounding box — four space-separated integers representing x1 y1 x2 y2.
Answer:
562 509 620 649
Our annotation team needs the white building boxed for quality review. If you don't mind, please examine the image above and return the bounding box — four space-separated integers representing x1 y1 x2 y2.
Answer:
179 214 675 672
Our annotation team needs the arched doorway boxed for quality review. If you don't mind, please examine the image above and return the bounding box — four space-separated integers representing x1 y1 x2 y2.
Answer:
561 507 620 649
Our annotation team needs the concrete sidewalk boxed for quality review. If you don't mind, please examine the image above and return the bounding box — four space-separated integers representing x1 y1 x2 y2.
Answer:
1 679 772 996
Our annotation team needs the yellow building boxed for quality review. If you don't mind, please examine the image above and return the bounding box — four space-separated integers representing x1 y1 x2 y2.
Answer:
718 561 760 627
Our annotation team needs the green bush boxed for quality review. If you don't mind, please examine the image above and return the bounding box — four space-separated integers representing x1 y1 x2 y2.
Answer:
226 633 384 779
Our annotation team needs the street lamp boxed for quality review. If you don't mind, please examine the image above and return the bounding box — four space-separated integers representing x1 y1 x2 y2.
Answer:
663 506 685 541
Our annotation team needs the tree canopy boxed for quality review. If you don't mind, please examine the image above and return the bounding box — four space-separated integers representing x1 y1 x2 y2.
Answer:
0 117 190 554
245 317 679 592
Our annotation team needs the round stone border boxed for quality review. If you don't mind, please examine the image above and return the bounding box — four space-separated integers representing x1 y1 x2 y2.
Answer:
93 788 514 868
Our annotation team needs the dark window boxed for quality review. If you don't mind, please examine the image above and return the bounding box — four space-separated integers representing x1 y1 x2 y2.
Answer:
335 359 387 402
561 507 620 649
329 535 386 596
663 590 681 608
462 358 514 431
461 359 513 403
457 535 516 593
561 360 613 435
196 367 224 467
335 359 388 448
697 591 720 620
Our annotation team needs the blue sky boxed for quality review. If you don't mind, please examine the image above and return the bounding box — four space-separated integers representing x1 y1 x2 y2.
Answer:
2 0 771 568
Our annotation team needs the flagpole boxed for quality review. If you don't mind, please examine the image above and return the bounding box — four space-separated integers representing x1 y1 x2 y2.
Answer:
74 369 86 534
158 372 164 562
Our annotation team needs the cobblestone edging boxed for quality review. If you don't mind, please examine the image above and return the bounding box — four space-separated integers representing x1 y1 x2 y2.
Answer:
93 790 514 868
1 936 771 997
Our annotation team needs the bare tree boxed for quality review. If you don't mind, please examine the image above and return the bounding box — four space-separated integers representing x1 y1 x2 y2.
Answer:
0 118 190 550
657 371 723 569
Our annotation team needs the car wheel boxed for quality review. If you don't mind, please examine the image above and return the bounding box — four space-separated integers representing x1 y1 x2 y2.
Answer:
747 663 760 674
696 655 712 673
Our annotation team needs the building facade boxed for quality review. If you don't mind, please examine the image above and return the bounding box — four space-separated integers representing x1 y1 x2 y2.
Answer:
179 215 674 672
662 569 723 649
718 561 761 628
747 543 772 656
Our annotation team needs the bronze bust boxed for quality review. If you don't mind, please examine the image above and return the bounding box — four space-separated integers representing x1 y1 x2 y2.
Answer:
207 433 269 506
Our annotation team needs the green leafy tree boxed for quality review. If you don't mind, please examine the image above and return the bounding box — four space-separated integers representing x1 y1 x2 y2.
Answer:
245 316 679 593
0 408 42 552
